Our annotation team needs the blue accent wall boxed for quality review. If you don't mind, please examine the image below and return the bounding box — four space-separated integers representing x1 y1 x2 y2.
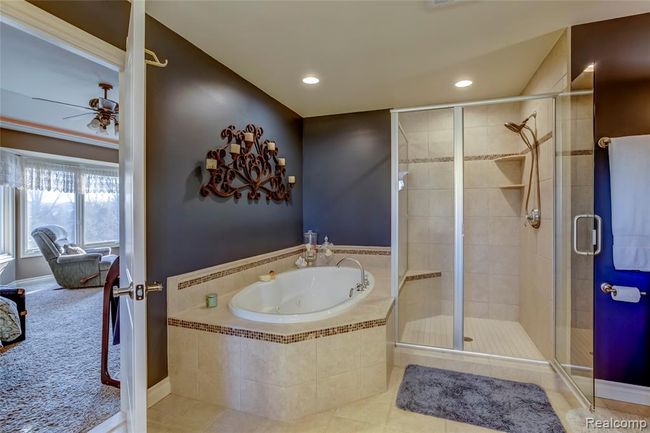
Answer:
573 13 650 387
303 110 391 246
594 144 650 386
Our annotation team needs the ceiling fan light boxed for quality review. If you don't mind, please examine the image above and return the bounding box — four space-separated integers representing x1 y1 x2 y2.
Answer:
114 121 119 135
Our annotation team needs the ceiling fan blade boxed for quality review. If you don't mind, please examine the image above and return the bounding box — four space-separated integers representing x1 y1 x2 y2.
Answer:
63 113 96 120
32 97 95 111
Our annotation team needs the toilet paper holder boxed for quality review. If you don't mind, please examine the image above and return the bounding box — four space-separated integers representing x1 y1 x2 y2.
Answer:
601 283 646 297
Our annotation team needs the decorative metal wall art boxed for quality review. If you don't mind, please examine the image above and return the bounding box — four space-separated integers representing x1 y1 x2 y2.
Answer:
200 124 296 202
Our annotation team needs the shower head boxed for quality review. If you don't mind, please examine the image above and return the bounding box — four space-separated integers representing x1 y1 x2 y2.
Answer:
504 122 524 133
504 111 537 133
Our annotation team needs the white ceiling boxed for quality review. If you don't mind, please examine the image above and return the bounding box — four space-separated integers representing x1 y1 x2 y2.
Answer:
147 0 650 117
0 22 119 143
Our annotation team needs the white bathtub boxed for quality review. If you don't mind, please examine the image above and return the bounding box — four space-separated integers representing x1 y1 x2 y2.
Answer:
228 267 375 323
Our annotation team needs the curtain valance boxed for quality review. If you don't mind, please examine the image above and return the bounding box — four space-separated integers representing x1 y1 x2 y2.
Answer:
22 158 119 194
0 149 24 189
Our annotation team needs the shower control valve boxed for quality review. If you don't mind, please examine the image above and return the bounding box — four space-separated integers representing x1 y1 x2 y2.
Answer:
527 209 541 229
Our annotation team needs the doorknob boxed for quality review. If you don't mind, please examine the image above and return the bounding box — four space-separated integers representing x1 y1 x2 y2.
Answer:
112 281 163 300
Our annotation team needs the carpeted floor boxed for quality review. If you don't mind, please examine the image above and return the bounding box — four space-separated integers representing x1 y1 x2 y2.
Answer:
0 278 120 433
396 364 565 433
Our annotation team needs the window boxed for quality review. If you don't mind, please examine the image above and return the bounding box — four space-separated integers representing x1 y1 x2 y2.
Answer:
21 157 119 256
25 189 77 251
83 191 119 244
0 187 6 256
1 149 21 258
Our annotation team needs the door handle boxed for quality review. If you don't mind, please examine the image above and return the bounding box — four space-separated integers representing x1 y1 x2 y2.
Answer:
112 281 163 300
573 214 602 256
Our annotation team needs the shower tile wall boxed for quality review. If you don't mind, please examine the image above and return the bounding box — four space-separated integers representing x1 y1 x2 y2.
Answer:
518 31 568 358
401 103 525 322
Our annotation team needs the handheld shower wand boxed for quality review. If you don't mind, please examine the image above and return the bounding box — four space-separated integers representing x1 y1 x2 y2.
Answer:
505 111 541 229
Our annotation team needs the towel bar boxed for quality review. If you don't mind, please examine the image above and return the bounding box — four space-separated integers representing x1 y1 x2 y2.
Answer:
598 137 611 148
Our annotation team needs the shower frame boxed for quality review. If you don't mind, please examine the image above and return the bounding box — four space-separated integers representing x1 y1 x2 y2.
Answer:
390 90 594 406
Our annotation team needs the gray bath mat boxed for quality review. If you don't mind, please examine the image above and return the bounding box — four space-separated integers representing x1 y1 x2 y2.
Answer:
396 364 565 433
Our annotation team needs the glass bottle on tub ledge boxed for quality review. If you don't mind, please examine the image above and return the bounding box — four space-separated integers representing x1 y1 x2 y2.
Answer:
316 236 334 266
303 230 318 266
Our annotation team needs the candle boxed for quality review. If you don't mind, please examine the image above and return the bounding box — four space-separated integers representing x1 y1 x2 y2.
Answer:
288 176 296 184
206 158 217 170
278 158 286 166
230 143 241 154
244 132 254 142
267 141 276 151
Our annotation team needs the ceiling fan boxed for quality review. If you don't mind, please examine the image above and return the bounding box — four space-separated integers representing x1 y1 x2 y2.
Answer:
32 82 119 136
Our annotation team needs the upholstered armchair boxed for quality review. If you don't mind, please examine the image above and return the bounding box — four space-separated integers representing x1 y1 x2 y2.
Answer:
31 225 117 289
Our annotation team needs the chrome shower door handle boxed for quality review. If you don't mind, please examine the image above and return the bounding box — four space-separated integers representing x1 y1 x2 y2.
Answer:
573 214 602 256
593 214 602 255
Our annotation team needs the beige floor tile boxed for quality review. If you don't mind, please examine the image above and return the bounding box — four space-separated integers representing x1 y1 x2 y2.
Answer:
147 421 193 433
334 392 393 425
148 395 224 431
261 411 334 433
325 417 386 433
203 409 271 433
386 406 446 433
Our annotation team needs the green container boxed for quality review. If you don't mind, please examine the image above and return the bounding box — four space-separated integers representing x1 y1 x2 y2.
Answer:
206 293 218 308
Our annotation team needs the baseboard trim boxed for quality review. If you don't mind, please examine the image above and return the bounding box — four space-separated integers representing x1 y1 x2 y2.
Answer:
596 379 650 406
148 376 171 408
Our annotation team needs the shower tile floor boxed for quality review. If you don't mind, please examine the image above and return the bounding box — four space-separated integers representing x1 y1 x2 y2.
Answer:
400 315 545 361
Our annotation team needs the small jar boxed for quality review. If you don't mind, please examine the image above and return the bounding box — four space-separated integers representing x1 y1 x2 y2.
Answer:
206 293 218 308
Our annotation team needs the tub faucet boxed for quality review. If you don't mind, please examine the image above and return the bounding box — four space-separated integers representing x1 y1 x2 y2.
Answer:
336 257 368 291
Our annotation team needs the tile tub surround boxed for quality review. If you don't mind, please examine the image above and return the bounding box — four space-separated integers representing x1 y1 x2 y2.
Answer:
166 245 390 316
167 248 393 421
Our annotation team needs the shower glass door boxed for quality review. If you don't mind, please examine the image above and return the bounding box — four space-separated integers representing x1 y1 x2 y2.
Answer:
554 69 595 406
396 108 456 349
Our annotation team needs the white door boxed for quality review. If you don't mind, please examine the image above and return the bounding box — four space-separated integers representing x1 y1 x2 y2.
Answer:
118 0 147 431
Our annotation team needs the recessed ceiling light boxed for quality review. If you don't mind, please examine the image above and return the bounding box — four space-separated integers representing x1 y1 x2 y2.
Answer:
302 76 319 85
584 63 595 72
455 80 473 88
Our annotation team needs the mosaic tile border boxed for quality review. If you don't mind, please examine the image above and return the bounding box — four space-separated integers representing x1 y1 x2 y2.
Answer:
401 131 554 164
404 271 442 281
177 247 304 290
559 149 593 156
330 247 390 256
177 246 390 290
168 316 388 344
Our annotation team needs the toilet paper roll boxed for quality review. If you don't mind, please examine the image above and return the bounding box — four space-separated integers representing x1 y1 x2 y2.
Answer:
611 285 642 303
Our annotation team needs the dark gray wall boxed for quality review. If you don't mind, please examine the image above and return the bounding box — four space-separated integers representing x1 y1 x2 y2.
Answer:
145 16 303 384
28 2 303 386
303 110 391 246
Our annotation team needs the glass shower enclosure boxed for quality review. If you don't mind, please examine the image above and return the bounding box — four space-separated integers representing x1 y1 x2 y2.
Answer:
391 90 595 408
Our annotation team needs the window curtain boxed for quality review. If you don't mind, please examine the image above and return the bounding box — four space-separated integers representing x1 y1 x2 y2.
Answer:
0 149 24 189
23 158 77 193
81 166 119 194
22 157 119 194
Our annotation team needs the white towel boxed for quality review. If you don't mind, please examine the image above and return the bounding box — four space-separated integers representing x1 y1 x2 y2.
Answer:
609 134 650 271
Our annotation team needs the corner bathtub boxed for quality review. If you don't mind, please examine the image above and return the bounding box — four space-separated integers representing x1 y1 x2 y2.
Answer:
228 267 375 323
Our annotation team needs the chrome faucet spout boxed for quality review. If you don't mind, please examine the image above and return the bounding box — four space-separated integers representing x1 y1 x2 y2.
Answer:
336 257 367 290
